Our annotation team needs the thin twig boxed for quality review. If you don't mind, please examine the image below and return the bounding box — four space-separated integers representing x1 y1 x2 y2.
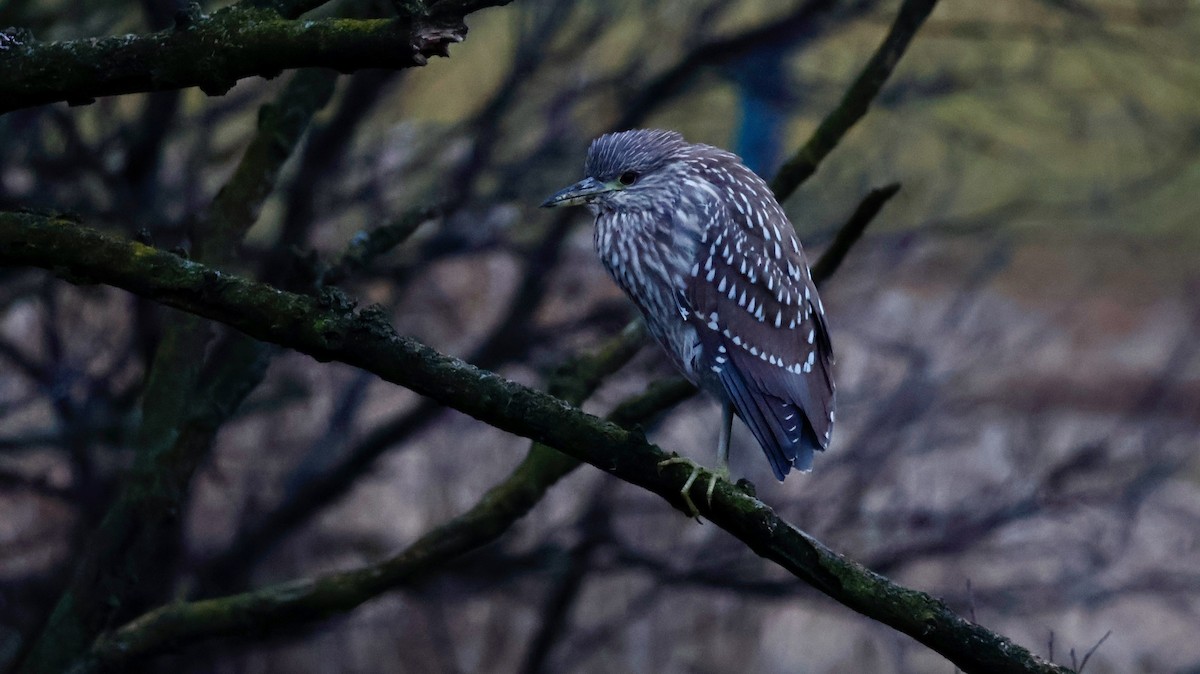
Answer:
1076 631 1111 674
322 205 442 285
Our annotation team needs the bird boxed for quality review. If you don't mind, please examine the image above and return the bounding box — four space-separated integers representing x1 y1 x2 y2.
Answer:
541 129 834 515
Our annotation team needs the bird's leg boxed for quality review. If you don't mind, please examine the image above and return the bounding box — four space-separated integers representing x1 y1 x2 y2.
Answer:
706 403 734 506
657 404 735 518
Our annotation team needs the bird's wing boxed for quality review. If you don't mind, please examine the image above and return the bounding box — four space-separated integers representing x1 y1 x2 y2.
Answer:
680 175 834 480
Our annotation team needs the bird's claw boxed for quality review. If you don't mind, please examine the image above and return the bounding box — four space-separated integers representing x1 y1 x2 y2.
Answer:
657 456 729 519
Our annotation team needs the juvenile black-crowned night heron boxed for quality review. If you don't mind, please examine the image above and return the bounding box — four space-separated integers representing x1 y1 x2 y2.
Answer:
542 129 834 513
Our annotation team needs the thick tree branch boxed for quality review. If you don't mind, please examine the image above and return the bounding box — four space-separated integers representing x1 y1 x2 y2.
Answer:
771 0 938 198
0 0 511 114
0 213 1068 674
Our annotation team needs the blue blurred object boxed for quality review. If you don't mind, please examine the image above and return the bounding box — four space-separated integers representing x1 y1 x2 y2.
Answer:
730 47 795 177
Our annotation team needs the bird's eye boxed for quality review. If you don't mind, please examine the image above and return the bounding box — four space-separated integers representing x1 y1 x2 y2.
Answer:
618 171 639 186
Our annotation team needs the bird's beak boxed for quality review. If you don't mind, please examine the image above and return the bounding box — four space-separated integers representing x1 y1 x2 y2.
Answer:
540 176 612 208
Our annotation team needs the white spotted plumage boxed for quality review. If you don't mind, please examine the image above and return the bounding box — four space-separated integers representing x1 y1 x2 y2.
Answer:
557 129 835 481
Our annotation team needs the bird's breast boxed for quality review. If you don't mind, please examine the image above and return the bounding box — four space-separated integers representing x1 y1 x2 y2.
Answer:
594 211 705 383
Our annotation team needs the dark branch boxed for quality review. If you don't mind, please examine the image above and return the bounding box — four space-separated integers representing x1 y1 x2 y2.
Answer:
0 212 1069 674
322 205 441 286
202 69 338 263
0 1 512 114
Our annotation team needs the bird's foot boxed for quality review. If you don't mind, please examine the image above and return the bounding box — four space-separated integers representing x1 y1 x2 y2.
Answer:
657 456 729 519
706 462 731 507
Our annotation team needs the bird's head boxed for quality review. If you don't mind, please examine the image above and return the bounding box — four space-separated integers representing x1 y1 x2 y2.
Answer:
541 129 692 214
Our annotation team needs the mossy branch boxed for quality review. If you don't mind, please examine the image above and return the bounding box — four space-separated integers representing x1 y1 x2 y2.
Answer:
0 212 1069 674
0 0 511 114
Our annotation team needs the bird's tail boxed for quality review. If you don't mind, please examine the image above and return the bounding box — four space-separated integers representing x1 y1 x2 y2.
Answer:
718 367 818 481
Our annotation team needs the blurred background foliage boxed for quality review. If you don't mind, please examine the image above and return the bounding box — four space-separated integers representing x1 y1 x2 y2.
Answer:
1 0 1199 672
